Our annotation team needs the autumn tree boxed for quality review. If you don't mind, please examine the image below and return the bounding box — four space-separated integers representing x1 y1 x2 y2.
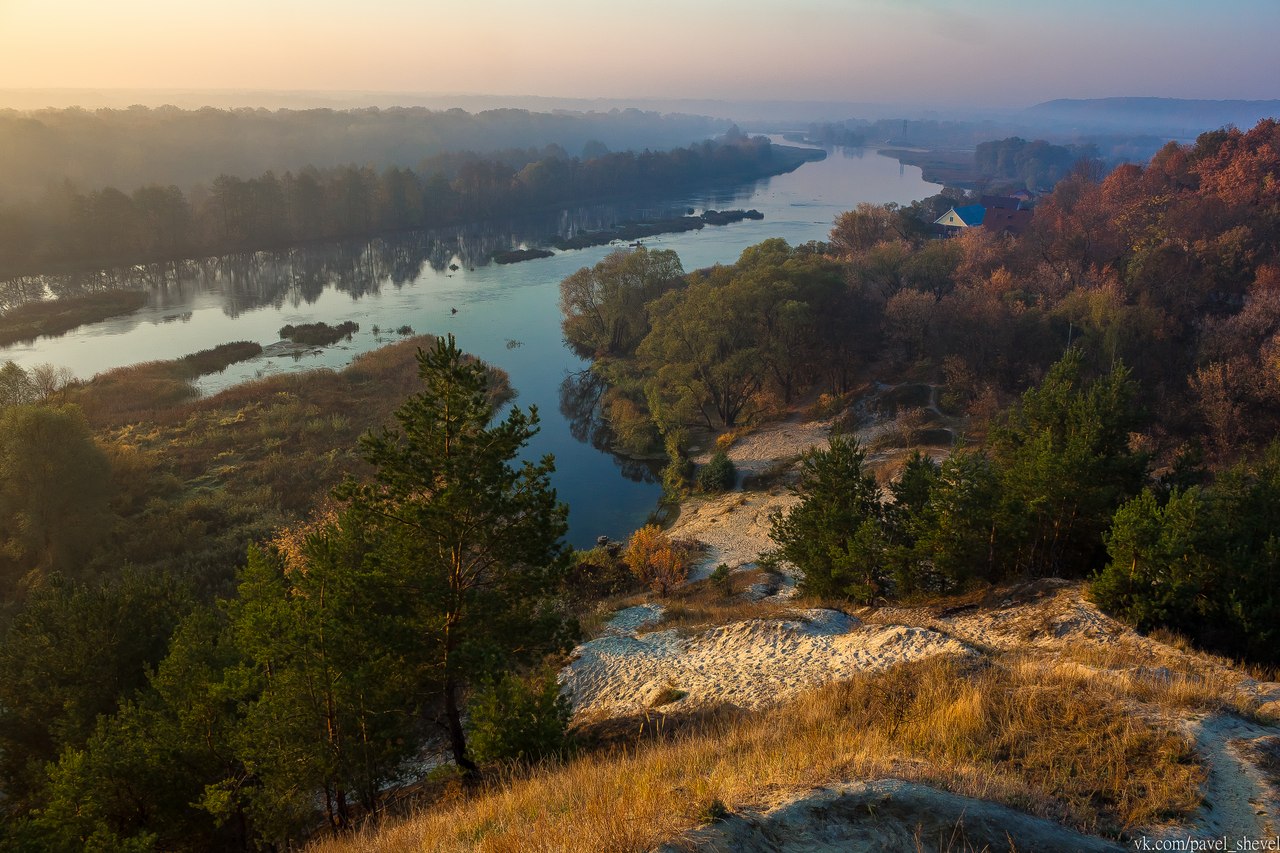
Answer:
829 203 903 258
0 361 35 408
638 239 849 426
639 273 764 428
623 524 692 596
559 247 683 357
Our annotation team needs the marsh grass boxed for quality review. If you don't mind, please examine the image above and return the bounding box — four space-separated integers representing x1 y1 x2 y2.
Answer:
0 288 147 346
76 336 511 576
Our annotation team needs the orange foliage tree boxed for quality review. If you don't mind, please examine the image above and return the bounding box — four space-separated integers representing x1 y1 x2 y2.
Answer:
623 525 692 596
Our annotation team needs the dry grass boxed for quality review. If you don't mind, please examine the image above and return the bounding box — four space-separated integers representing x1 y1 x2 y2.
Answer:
652 568 793 633
1048 635 1271 721
312 655 1204 853
69 336 514 577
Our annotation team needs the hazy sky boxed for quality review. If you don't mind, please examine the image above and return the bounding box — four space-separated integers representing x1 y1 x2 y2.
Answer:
1 0 1277 107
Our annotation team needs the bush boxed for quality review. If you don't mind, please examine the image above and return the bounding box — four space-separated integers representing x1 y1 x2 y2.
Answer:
697 451 736 492
660 433 693 500
709 563 733 597
467 667 571 766
624 525 693 596
278 321 358 346
564 546 638 601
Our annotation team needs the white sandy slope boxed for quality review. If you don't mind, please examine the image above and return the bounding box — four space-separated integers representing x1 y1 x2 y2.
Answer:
562 608 973 718
657 779 1127 853
672 415 829 580
589 400 1280 845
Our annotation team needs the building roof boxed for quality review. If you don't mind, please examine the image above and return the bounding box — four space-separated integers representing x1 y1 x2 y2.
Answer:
934 204 987 228
981 195 1023 211
982 207 1033 236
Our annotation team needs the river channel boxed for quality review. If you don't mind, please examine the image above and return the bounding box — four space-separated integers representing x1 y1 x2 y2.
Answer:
0 142 938 546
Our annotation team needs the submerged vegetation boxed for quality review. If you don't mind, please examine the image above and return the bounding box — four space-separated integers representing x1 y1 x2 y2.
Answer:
278 320 360 346
0 289 148 346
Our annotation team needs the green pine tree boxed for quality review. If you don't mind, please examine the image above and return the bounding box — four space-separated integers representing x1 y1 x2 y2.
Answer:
342 334 575 773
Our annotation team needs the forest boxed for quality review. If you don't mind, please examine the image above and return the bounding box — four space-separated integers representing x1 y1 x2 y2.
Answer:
0 105 727 199
562 119 1280 662
1 118 1279 848
0 132 815 280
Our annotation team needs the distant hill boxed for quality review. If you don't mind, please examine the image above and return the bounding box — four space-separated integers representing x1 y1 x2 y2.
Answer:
1026 97 1280 137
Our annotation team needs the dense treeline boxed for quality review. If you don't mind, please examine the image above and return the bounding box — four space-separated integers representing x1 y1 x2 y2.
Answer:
771 349 1145 600
564 119 1280 662
772 354 1279 663
795 122 867 147
0 135 812 279
974 137 1100 190
845 117 1162 165
0 105 726 200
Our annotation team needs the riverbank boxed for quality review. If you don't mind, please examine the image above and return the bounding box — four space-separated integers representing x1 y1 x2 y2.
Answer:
879 147 980 188
0 289 147 346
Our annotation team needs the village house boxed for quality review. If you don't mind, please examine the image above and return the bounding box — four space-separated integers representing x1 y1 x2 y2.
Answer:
933 195 1033 237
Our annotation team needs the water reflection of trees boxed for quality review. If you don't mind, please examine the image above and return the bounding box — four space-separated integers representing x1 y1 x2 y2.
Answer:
0 197 740 319
559 368 658 484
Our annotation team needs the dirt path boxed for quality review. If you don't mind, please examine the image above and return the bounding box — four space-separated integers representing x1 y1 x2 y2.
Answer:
1179 714 1279 838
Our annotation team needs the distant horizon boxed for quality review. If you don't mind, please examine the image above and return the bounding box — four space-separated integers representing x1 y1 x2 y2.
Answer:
2 86 1278 110
3 87 1279 130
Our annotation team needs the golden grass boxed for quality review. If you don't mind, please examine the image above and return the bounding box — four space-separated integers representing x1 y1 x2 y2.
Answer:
651 568 793 633
311 654 1205 853
1048 634 1272 721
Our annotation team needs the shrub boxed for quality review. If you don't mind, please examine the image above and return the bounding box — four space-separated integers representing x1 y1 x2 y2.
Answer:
278 321 359 346
624 525 692 596
467 667 571 766
709 563 733 597
564 546 638 601
660 433 693 500
697 451 736 492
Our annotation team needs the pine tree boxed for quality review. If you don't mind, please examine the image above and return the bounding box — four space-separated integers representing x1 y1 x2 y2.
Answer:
768 434 886 603
342 334 574 773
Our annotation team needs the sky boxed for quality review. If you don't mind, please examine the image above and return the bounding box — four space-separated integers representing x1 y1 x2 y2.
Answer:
1 0 1277 108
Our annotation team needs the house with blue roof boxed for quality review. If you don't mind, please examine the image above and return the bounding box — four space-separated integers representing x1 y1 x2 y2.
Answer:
934 197 1032 237
934 204 986 232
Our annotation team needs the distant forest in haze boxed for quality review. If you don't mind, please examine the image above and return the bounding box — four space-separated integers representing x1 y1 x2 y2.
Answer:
0 106 729 200
0 134 816 280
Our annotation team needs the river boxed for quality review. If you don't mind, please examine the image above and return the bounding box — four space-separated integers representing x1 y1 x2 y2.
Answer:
0 142 938 547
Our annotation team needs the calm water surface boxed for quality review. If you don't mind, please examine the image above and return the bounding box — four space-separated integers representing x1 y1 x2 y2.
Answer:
1 143 938 546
